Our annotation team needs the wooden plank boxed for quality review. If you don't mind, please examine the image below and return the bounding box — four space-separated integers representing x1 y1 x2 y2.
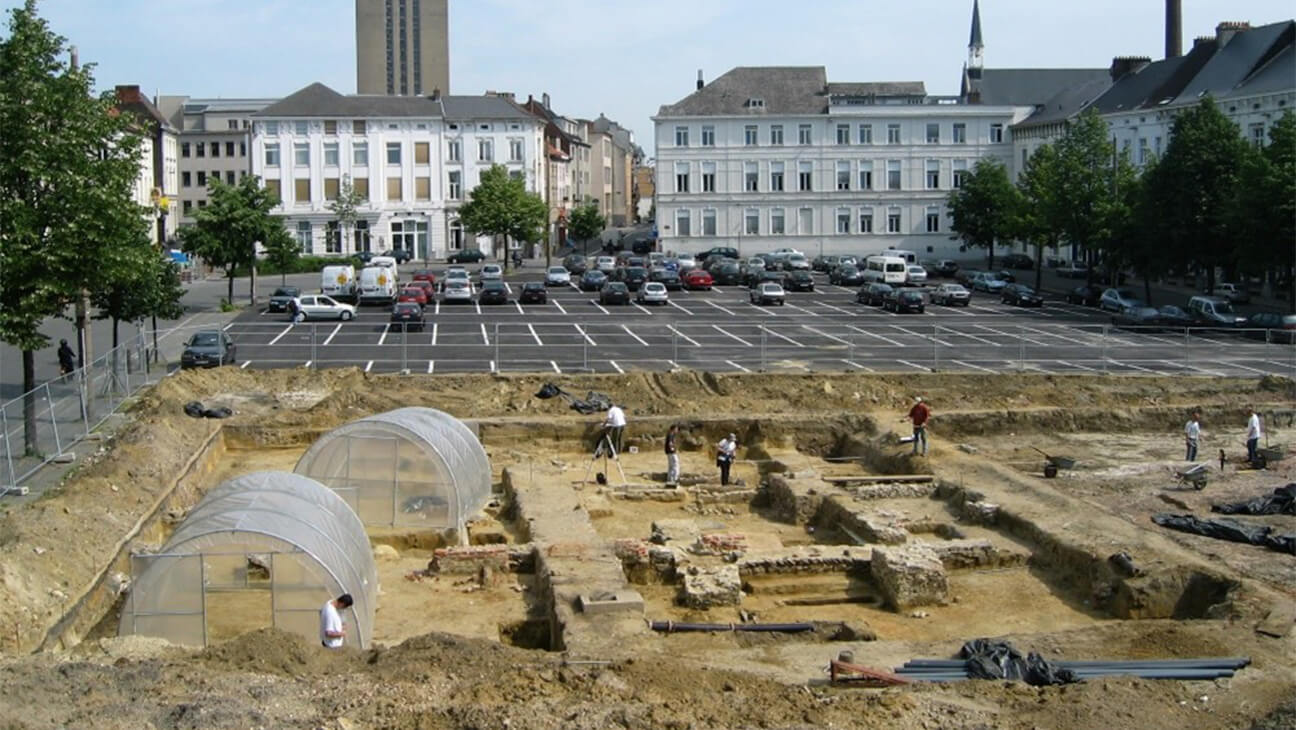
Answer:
822 475 934 484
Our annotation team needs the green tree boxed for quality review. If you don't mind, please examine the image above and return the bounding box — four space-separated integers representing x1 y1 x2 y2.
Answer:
260 221 301 284
457 165 547 272
328 174 365 255
568 203 606 253
947 158 1021 270
1015 144 1062 291
0 0 147 453
91 247 185 350
1140 97 1248 293
1049 109 1132 283
180 176 284 304
1234 111 1296 307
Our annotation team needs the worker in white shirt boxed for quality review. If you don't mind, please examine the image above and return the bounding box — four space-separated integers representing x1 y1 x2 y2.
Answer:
1245 408 1263 465
716 433 738 486
319 593 353 649
602 403 627 455
1184 411 1202 462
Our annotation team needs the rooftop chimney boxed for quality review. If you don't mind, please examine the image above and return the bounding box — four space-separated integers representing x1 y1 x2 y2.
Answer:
542 92 550 109
696 69 704 91
1110 56 1152 82
430 87 440 100
1165 0 1182 58
69 45 78 70
1216 21 1251 48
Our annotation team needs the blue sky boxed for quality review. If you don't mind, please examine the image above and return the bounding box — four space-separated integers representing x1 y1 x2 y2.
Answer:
4 0 1292 156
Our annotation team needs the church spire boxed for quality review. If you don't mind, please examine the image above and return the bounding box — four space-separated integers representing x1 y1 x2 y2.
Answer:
967 0 984 76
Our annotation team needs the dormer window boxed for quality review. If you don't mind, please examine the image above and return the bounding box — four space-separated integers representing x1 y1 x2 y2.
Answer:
744 98 765 109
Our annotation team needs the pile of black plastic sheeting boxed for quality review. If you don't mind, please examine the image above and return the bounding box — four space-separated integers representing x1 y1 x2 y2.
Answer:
893 642 1249 684
1152 513 1295 555
1212 483 1296 516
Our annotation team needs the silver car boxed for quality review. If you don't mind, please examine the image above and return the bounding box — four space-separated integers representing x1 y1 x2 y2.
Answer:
544 266 571 286
930 283 970 306
784 253 811 271
479 263 503 283
442 279 474 303
595 256 616 273
675 254 697 271
635 281 669 305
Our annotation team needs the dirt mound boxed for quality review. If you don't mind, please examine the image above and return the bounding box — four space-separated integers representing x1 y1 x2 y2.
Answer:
198 627 343 677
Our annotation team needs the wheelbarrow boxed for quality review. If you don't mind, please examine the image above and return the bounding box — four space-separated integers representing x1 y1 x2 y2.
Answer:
1031 447 1076 478
1175 463 1209 490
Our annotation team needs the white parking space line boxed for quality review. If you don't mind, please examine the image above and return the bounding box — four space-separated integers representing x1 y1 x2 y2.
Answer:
474 301 482 315
784 304 821 317
668 301 694 315
303 360 312 368
592 302 610 315
364 360 374 372
240 360 252 369
667 359 679 369
726 360 752 373
897 359 931 372
818 302 855 316
892 325 955 347
223 322 235 331
1261 360 1295 370
434 301 441 316
841 359 872 371
553 300 567 315
847 325 904 347
551 360 561 374
267 325 294 346
1056 359 1097 372
831 286 855 294
490 360 496 373
1106 359 1162 373
528 324 543 346
258 309 269 316
713 325 753 347
975 324 1051 347
427 360 435 374
704 300 736 316
504 282 512 294
765 328 805 347
574 323 597 346
514 302 524 315
322 323 343 346
1176 361 1227 376
801 325 850 345
480 323 490 345
431 323 438 345
377 324 390 346
609 360 624 373
1209 360 1272 375
622 324 648 346
633 303 653 315
747 302 778 317
668 325 700 347
950 359 996 373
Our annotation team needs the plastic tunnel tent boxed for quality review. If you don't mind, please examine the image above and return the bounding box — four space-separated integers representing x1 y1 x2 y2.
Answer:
293 407 492 537
119 471 377 648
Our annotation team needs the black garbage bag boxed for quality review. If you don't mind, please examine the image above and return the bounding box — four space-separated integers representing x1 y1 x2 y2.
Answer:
1211 484 1296 516
959 639 1079 685
183 401 205 418
1152 513 1296 555
535 383 562 400
182 401 233 419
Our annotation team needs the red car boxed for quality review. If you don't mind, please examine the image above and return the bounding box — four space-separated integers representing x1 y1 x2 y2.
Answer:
408 280 435 297
410 269 437 285
397 287 428 305
683 269 713 290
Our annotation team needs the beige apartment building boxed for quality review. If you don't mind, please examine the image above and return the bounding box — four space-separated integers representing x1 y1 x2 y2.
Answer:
586 115 635 226
356 0 449 96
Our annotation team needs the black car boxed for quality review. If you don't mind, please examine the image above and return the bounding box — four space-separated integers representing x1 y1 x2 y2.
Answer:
812 255 839 273
650 268 683 290
713 262 742 286
927 259 960 278
858 283 893 306
1065 285 1103 306
562 254 588 275
599 281 630 305
617 266 649 291
268 286 300 313
1001 253 1034 270
518 281 548 304
579 270 608 291
382 248 414 264
1155 305 1194 329
882 289 925 313
1242 312 1296 343
447 249 487 264
180 330 236 369
630 237 655 255
697 246 739 260
739 263 766 287
784 270 815 292
389 302 426 332
830 265 865 287
1001 284 1044 307
478 280 509 304
354 250 375 265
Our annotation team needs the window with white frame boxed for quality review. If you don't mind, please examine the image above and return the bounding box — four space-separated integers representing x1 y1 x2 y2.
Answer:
264 121 279 136
887 124 901 144
675 162 690 193
675 126 689 147
701 161 716 193
798 161 813 191
264 143 280 167
386 142 402 164
836 208 850 234
770 162 785 192
859 208 874 233
925 160 940 189
771 208 785 235
294 121 308 136
293 142 309 166
1249 123 1266 146
926 207 940 233
858 124 873 145
744 125 758 146
887 160 901 190
769 125 783 145
478 139 493 161
701 125 715 146
1022 148 1029 169
1138 137 1148 164
745 208 759 235
295 220 311 251
952 160 967 188
353 141 368 165
797 207 813 235
447 140 461 161
675 208 691 236
324 142 339 166
887 209 901 233
798 124 812 145
926 123 940 144
836 124 850 145
744 161 759 192
448 170 462 199
836 161 850 191
509 139 524 161
858 160 873 190
702 208 716 236
990 123 1004 143
952 123 967 143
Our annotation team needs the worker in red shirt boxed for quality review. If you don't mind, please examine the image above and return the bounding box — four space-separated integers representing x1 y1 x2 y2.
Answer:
907 396 931 456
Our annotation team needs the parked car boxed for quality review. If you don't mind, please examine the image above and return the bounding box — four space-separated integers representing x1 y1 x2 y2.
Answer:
441 279 473 303
594 255 617 273
396 287 429 306
740 263 767 287
441 267 470 292
905 265 929 286
518 281 548 304
579 270 608 291
650 268 683 290
930 283 971 306
409 269 437 285
858 282 893 306
1112 304 1160 330
408 279 435 297
381 248 414 264
749 282 786 306
830 265 865 287
929 259 960 278
291 294 356 321
636 282 669 305
180 330 236 369
1155 305 1194 329
1065 285 1103 306
955 269 981 287
683 269 714 290
882 288 926 313
478 264 504 284
784 270 815 292
1187 295 1245 327
544 266 571 287
675 254 697 271
1001 284 1044 307
970 272 1008 293
1242 312 1296 343
783 253 811 271
812 255 839 272
478 280 509 304
599 281 631 305
1099 288 1141 312
1056 261 1089 279
267 286 300 313
1213 283 1250 304
562 254 588 275
447 249 486 264
696 246 739 260
389 302 426 332
1001 253 1034 270
616 266 649 290
712 262 743 286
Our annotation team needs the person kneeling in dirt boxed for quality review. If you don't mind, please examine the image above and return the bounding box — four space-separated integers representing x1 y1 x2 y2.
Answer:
906 396 931 457
716 433 737 486
320 593 353 649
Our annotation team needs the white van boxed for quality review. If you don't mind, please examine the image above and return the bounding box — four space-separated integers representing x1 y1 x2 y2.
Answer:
888 249 918 265
862 255 908 285
368 255 399 283
321 264 357 302
358 265 397 304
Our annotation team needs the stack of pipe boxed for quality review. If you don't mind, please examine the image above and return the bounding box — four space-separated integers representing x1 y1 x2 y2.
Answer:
893 656 1250 683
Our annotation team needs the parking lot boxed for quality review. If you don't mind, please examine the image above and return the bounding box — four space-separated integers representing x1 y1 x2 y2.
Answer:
219 270 1296 377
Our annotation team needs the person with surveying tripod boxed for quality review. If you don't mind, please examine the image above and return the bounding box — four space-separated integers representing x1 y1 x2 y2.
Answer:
603 403 626 455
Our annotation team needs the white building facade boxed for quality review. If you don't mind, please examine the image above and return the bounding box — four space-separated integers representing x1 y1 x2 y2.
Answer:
250 83 543 261
654 67 1031 259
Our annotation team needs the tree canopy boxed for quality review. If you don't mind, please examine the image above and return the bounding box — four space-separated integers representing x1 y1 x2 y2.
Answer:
180 175 285 303
457 165 547 268
946 158 1020 270
568 203 605 247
